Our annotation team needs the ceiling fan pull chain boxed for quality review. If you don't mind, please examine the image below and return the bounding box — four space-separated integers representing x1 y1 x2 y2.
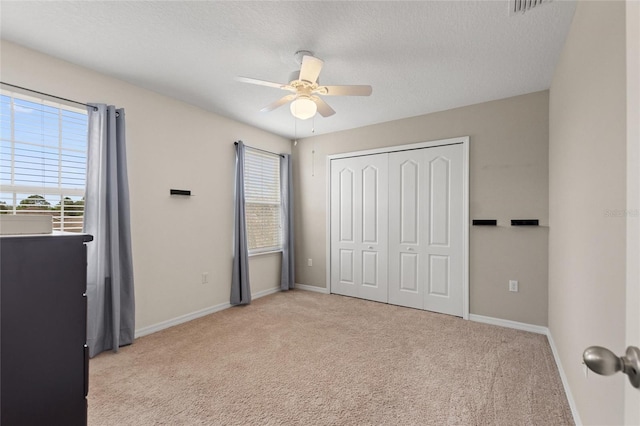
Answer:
312 140 316 177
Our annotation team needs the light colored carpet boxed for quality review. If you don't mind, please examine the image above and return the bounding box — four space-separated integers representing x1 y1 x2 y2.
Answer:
89 290 573 425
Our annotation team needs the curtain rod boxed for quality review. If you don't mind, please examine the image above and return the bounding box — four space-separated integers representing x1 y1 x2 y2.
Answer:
234 141 284 158
0 81 98 111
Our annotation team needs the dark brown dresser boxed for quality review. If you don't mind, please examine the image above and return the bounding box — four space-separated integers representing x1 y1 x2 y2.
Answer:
1 232 93 426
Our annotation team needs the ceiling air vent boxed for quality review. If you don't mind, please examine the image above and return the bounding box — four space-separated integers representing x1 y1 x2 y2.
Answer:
510 0 549 15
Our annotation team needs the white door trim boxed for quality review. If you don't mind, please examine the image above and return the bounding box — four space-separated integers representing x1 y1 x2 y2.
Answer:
325 136 470 319
625 1 640 423
327 136 468 161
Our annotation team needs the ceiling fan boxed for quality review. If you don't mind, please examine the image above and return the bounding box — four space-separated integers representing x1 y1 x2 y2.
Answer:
236 50 372 120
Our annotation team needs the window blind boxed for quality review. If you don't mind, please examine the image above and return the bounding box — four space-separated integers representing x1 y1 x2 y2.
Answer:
0 91 88 232
244 147 282 253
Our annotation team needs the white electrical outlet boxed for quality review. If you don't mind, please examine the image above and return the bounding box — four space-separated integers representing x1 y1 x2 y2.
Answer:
202 272 209 284
307 258 313 267
509 280 518 292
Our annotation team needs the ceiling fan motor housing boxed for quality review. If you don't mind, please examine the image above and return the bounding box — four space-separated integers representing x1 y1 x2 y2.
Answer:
289 70 319 86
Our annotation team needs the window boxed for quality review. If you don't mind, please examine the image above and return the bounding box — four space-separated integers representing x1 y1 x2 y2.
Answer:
0 91 88 232
244 148 282 254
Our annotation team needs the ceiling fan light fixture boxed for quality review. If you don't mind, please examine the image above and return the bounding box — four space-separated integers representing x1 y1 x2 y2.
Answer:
290 96 317 120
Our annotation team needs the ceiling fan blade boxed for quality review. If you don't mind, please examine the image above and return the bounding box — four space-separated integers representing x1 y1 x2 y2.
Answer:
317 85 373 96
299 55 324 84
260 94 296 112
236 76 294 91
312 96 336 117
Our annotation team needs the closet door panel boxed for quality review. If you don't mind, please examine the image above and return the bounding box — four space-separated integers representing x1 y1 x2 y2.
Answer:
362 251 378 286
339 168 355 242
331 154 388 302
400 253 419 292
389 151 424 309
356 154 388 302
362 166 379 244
400 160 419 245
423 144 464 316
428 255 450 296
429 156 451 247
331 161 358 298
339 249 355 284
389 144 464 315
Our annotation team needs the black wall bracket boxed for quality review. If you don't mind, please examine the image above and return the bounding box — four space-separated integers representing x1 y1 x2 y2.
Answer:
472 219 497 226
170 189 191 196
511 219 539 226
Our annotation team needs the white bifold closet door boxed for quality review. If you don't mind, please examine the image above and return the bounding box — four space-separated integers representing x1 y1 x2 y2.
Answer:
330 143 464 317
388 144 464 316
330 153 389 303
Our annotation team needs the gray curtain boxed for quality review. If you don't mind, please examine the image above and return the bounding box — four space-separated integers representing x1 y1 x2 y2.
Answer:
84 104 135 358
280 154 295 290
231 141 251 305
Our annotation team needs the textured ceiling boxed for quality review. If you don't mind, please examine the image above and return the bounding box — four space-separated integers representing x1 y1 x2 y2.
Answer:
0 1 576 139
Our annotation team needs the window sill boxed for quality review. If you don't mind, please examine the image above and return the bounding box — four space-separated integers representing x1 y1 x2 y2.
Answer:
248 249 283 258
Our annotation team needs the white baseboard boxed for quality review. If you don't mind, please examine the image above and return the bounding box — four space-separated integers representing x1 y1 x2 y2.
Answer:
469 313 548 334
134 286 280 338
469 314 581 425
295 283 330 294
135 302 230 338
545 330 582 425
252 286 281 299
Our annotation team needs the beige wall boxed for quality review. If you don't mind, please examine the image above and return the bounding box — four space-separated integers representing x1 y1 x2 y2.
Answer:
548 1 627 425
294 91 550 325
0 40 291 331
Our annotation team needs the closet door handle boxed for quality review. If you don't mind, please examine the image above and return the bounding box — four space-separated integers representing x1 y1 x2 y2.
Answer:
368 246 373 249
407 247 414 251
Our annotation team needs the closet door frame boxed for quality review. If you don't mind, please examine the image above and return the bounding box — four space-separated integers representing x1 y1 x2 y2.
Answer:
326 136 470 320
